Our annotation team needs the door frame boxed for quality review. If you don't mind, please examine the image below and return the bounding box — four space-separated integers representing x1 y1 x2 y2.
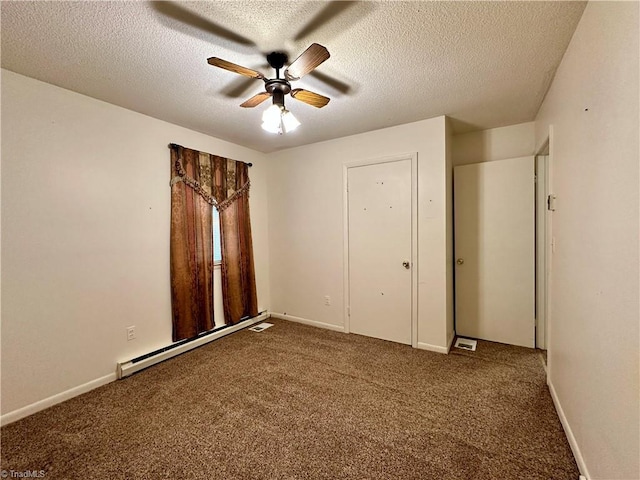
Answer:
535 153 549 350
536 130 553 376
343 153 418 347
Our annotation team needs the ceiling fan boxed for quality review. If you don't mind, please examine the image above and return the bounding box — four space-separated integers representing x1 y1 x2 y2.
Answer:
208 43 332 134
153 1 363 96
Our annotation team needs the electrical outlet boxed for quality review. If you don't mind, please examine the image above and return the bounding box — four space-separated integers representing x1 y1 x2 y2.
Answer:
324 295 331 306
126 326 136 341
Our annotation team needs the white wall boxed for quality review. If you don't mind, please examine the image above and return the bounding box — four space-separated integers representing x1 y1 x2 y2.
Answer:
0 70 270 417
267 116 452 351
534 3 639 479
452 122 535 166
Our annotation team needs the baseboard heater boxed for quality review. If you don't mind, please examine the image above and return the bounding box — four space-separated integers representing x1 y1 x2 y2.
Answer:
116 311 269 379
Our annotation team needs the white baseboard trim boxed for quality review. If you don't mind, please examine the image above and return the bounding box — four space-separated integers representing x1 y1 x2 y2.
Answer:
269 312 345 333
548 379 590 479
416 341 449 354
2 313 270 426
1 373 117 426
118 313 269 379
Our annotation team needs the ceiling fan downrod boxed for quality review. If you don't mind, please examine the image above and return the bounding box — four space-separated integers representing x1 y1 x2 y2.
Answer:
265 52 292 108
266 51 288 79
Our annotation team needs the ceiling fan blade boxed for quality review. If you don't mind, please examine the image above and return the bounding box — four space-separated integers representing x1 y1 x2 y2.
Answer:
208 58 264 79
290 89 330 108
152 2 255 48
284 44 330 81
240 92 272 108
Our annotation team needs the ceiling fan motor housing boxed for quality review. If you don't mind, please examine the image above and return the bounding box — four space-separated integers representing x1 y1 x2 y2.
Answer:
265 79 290 107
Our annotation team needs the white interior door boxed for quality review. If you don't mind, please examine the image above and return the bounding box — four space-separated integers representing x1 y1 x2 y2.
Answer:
454 156 535 348
348 159 412 345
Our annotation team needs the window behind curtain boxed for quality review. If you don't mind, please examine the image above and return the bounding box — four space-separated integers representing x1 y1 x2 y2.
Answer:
213 208 222 263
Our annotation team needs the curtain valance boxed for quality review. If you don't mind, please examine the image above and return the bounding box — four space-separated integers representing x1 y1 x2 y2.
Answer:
170 144 251 211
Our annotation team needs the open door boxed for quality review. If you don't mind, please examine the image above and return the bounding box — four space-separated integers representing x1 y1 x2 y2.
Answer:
454 156 535 348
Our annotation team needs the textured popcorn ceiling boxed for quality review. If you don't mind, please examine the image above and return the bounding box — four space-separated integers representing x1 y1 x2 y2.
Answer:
1 1 586 153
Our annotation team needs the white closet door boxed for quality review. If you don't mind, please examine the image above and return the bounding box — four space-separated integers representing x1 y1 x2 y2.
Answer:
348 159 412 345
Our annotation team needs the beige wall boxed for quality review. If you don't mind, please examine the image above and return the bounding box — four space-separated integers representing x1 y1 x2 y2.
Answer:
452 122 535 166
5 5 638 476
0 70 271 417
266 116 452 351
534 2 639 479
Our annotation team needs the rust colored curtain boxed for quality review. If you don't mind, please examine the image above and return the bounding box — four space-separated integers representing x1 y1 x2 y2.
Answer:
170 145 258 342
212 157 259 326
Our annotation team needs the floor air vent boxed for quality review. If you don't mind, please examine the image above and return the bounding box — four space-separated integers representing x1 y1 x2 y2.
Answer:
249 322 274 332
454 338 477 351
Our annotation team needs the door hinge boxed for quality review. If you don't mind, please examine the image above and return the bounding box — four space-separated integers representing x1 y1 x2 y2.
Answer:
547 194 557 211
347 306 350 316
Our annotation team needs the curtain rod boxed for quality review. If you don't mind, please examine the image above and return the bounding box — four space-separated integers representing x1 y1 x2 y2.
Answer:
168 143 252 167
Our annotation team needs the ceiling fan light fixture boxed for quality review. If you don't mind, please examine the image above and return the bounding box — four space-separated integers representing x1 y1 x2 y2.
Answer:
261 104 284 134
261 103 300 135
261 120 282 135
281 109 300 133
262 103 283 124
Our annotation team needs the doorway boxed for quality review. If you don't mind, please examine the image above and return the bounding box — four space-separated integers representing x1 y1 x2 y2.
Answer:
454 156 535 348
344 154 417 346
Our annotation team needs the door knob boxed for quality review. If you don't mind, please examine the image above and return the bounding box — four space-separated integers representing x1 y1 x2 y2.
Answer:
456 258 464 265
402 261 410 269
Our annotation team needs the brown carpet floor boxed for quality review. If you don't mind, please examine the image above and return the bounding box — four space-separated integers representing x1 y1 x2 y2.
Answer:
1 319 578 479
